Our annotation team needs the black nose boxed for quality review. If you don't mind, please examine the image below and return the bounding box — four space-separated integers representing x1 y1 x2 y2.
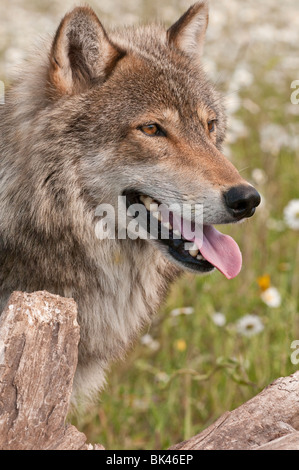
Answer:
224 185 261 219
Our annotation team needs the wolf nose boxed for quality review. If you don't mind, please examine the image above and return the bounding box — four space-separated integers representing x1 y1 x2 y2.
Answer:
224 185 261 219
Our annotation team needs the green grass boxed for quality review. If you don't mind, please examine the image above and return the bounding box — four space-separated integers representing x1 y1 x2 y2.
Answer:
71 71 299 449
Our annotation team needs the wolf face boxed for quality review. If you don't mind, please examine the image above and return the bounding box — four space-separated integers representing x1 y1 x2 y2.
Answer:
0 2 260 401
46 2 260 279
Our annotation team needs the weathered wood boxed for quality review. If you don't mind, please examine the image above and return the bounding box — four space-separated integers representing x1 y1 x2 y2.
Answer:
0 291 103 450
170 372 299 450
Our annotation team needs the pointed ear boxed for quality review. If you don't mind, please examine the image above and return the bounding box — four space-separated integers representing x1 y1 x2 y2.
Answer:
167 1 209 61
48 7 124 97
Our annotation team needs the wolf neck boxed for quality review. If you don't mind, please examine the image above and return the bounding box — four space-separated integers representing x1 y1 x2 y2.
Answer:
66 235 178 365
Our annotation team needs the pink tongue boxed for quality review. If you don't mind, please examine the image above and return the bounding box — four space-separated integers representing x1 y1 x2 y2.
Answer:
169 212 242 279
171 212 242 279
198 225 242 279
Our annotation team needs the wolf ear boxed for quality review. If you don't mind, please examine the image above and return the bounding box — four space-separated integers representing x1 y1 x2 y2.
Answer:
167 1 209 61
48 7 124 96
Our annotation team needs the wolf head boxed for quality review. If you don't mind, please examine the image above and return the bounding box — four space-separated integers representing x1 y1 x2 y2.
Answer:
46 2 260 278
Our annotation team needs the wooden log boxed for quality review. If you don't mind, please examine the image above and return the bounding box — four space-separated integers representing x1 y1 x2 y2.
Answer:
0 291 104 450
170 371 299 450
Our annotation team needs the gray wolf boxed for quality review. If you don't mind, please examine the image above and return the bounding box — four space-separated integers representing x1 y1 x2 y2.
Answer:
0 1 260 402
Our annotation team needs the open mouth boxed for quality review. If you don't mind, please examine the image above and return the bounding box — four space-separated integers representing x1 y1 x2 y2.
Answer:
124 191 242 279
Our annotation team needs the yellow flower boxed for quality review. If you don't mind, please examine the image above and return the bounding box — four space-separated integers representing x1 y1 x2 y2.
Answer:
175 339 187 352
257 274 271 291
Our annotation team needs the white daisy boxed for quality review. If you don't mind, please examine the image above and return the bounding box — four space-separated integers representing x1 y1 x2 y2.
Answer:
170 307 194 317
155 372 169 384
284 199 299 230
140 334 160 351
230 66 253 90
261 287 282 308
211 312 226 327
251 168 267 185
259 123 289 155
236 314 264 337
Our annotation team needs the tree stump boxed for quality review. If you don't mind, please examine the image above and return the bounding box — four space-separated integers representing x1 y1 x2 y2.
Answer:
0 291 103 450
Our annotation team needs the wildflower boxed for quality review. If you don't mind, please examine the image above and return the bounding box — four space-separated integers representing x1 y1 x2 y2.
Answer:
243 98 260 115
170 307 194 317
257 274 271 292
251 168 267 185
175 339 187 352
261 287 281 308
132 397 149 411
226 117 248 143
155 372 169 384
230 66 253 90
211 312 226 327
140 334 160 351
225 95 241 116
260 123 289 155
236 314 264 337
284 199 299 230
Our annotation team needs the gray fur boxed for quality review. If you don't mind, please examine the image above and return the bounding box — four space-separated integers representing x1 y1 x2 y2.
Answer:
0 2 251 402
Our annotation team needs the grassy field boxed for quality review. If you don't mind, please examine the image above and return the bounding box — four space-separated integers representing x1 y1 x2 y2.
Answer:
1 0 299 451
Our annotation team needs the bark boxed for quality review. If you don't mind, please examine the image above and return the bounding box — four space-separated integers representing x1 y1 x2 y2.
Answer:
0 291 104 450
170 371 299 450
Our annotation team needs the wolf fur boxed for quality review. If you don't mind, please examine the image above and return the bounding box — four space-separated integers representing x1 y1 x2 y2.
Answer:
0 2 257 402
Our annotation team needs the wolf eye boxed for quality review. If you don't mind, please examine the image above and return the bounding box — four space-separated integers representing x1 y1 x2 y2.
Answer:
207 120 216 133
139 124 165 137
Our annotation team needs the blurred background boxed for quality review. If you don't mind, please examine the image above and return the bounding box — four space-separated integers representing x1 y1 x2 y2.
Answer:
1 0 299 450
